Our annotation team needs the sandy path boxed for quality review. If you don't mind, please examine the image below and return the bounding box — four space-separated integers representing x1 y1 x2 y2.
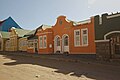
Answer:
0 54 120 80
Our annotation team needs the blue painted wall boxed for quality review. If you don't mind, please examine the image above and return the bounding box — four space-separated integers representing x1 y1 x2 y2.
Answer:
0 17 22 32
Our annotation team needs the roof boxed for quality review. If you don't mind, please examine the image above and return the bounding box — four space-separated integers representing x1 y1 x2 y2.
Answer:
27 35 38 40
34 24 52 35
0 17 22 32
0 31 10 38
107 12 120 19
24 30 36 37
0 21 4 26
42 24 52 30
14 28 31 37
66 18 91 26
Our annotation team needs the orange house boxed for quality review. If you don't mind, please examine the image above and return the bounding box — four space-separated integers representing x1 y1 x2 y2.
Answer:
52 16 96 54
36 25 54 54
37 16 96 54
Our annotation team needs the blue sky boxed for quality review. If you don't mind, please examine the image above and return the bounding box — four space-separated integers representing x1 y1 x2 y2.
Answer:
0 0 120 30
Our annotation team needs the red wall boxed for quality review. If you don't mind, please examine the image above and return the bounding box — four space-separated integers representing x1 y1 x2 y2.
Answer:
37 28 54 54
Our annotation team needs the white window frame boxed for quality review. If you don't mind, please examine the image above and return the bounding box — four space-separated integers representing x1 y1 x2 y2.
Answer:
74 29 80 47
56 36 60 46
81 28 88 46
43 35 47 48
39 36 43 48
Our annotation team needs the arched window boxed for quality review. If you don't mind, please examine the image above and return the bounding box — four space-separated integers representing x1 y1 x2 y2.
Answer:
64 36 68 46
57 37 60 46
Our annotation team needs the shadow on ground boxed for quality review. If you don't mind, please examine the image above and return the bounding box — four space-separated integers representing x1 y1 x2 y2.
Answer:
1 53 119 80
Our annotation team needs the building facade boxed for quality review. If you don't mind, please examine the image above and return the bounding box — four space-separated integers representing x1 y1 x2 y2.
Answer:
36 25 53 54
8 27 31 51
94 13 120 60
27 30 38 53
52 16 96 54
19 37 28 52
36 16 96 54
0 31 10 51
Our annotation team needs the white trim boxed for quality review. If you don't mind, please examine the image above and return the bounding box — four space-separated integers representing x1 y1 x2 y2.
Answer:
95 40 109 42
54 35 61 41
65 18 91 26
74 29 80 47
62 34 69 53
107 14 120 19
81 28 88 46
79 19 91 25
39 32 52 35
99 17 102 24
54 35 61 53
104 31 120 40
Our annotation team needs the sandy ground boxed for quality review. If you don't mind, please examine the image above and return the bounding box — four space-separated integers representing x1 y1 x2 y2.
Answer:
0 54 120 80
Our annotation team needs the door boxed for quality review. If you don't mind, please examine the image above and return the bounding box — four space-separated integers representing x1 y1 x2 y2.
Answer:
34 39 38 53
114 36 120 54
110 36 120 55
34 43 38 53
54 36 61 53
62 35 69 53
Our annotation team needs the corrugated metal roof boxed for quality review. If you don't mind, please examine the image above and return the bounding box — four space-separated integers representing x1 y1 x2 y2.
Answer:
0 31 10 38
24 30 36 36
14 28 31 37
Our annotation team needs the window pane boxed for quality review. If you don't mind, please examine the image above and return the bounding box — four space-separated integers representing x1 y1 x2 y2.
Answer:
76 31 80 35
57 37 60 46
74 30 80 46
59 20 62 25
40 37 43 48
82 29 88 45
64 36 68 46
83 36 87 44
83 30 87 34
43 36 47 48
76 36 80 45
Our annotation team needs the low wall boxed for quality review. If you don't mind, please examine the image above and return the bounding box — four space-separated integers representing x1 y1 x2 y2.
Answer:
96 41 111 60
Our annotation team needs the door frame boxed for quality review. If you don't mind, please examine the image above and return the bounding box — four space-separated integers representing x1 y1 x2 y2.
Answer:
54 35 61 53
62 34 69 53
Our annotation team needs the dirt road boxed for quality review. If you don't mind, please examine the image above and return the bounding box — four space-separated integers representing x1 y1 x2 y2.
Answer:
0 54 120 80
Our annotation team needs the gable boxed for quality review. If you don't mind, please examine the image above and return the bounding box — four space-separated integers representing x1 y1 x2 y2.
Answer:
53 16 73 29
0 17 22 32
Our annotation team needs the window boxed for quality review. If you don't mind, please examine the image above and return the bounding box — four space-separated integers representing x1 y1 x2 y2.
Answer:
23 40 27 46
43 35 47 48
28 40 33 48
59 20 62 25
57 37 60 46
81 28 88 46
64 36 68 46
117 36 120 43
39 36 43 48
74 30 80 46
